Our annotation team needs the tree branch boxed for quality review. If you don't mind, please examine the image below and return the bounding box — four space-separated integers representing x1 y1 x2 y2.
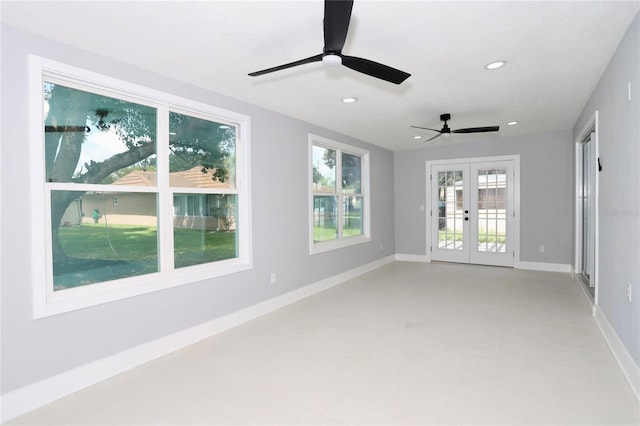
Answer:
74 142 156 184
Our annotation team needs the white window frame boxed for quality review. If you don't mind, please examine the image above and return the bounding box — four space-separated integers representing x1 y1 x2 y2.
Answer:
29 55 252 318
308 134 370 254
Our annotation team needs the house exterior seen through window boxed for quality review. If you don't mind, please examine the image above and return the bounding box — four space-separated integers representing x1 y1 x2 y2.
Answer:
31 56 251 317
309 134 370 254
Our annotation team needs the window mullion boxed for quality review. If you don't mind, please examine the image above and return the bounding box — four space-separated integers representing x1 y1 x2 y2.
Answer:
336 149 344 239
156 105 174 274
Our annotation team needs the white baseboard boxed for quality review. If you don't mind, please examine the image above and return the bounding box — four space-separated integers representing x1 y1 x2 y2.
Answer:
395 253 429 262
0 255 395 423
393 257 572 273
517 261 572 273
593 305 640 401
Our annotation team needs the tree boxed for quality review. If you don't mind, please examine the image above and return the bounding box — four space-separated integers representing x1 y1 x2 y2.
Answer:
44 82 233 264
321 149 361 192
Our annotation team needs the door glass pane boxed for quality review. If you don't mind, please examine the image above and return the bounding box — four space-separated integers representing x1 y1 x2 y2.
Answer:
477 168 507 252
438 170 464 250
173 194 238 269
52 190 159 290
313 196 338 242
343 196 363 237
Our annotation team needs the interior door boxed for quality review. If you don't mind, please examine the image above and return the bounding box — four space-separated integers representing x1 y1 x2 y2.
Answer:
430 160 514 267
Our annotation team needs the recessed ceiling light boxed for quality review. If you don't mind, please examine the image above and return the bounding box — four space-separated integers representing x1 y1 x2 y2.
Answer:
507 121 519 126
485 60 506 70
413 135 423 139
341 97 357 103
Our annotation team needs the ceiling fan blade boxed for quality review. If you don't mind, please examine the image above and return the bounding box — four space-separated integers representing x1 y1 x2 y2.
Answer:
45 125 90 133
248 54 323 77
425 133 443 142
341 55 411 84
324 0 353 52
452 126 500 134
410 125 442 133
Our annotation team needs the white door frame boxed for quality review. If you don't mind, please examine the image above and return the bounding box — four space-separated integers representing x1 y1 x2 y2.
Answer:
574 111 599 305
425 155 521 266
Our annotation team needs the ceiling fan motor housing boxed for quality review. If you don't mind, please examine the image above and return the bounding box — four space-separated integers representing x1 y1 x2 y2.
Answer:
440 113 451 133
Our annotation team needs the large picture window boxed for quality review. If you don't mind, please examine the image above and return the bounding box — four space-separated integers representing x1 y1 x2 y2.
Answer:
30 56 251 317
309 134 369 254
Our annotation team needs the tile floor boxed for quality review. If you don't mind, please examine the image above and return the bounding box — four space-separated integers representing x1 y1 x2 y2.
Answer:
8 262 640 425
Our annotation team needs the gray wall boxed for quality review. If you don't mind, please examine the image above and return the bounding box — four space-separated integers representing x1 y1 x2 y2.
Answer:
573 13 640 365
0 25 395 393
394 131 574 265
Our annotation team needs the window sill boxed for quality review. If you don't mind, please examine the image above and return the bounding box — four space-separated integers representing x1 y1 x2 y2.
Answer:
34 259 252 319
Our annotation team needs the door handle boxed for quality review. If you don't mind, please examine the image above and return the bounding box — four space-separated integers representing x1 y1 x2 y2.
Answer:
465 217 469 221
464 210 469 214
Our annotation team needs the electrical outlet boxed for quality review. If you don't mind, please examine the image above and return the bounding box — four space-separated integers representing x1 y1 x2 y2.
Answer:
379 243 384 251
270 273 277 285
539 245 545 253
627 282 632 302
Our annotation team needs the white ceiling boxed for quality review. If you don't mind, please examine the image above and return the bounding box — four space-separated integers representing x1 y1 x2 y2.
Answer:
2 1 638 151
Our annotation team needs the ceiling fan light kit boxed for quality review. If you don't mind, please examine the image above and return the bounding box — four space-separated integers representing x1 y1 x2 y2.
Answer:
249 0 411 85
322 54 342 66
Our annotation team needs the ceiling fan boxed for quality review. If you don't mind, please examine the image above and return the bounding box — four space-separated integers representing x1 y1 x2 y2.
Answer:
411 113 499 142
44 110 109 133
45 125 90 133
248 0 411 85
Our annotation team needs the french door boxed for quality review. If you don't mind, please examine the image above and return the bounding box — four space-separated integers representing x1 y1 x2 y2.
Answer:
429 159 516 267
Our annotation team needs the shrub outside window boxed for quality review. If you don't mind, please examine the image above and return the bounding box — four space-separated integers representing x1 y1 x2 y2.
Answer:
309 134 369 254
30 56 251 317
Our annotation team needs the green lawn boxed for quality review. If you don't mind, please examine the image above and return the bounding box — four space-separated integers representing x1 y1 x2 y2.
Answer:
59 223 159 261
174 227 237 268
438 230 464 242
478 234 506 244
55 223 236 290
313 216 362 242
438 229 506 244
